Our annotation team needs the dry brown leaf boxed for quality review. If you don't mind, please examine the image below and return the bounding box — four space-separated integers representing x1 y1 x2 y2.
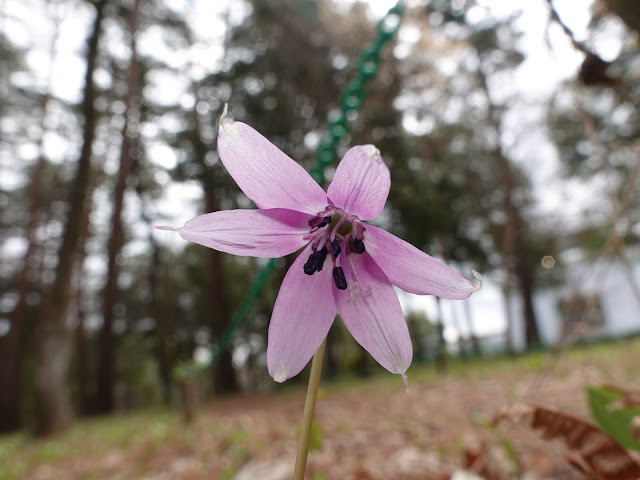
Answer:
496 404 640 480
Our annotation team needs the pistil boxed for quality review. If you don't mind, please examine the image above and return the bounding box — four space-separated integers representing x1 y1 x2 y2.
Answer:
329 216 345 241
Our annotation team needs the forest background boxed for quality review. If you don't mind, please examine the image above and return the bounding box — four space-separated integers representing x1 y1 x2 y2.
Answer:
1 0 639 437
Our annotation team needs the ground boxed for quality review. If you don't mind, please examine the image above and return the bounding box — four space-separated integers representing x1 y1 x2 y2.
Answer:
1 338 639 480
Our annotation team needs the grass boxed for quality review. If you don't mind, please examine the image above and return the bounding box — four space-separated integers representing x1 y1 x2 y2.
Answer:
1 336 638 479
0 410 176 479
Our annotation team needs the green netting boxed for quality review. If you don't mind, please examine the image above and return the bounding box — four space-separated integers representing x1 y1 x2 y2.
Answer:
309 1 405 183
175 1 406 380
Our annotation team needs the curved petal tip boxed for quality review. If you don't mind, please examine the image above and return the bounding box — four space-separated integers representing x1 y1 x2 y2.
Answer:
462 270 483 293
472 270 483 290
219 103 228 125
272 364 289 383
326 145 390 220
363 144 381 161
218 103 239 141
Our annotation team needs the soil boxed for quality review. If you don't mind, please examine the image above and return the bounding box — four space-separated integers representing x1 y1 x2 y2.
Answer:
18 342 640 480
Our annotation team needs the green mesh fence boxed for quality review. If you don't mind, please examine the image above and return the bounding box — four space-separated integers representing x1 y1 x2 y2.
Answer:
175 1 406 380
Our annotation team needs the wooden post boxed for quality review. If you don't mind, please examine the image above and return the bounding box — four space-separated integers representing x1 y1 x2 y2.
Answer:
180 377 199 425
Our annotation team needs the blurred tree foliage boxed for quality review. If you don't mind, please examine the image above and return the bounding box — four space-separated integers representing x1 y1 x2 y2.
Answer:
546 0 640 257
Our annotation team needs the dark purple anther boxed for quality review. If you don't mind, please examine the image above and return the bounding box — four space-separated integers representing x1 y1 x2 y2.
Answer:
353 238 366 254
309 215 332 229
316 246 328 272
331 238 341 258
332 266 347 290
303 247 328 275
303 254 317 275
317 215 333 228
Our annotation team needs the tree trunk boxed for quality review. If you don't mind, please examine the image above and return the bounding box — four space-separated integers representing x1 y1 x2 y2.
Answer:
150 243 172 405
0 124 47 433
516 236 540 346
0 3 63 433
0 155 42 431
72 157 94 417
190 91 238 394
205 193 238 394
476 65 541 349
434 297 447 372
433 235 467 357
33 0 108 435
96 0 140 414
499 156 540 348
74 295 93 416
462 300 481 356
179 377 198 424
0 326 27 432
0 299 32 432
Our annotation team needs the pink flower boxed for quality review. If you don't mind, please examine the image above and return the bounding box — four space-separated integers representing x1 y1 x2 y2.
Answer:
158 107 481 384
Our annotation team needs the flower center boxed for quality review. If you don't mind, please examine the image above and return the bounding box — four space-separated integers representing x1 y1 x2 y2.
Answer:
303 208 367 291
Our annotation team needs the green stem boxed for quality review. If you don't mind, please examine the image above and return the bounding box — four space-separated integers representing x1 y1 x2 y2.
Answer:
293 337 326 480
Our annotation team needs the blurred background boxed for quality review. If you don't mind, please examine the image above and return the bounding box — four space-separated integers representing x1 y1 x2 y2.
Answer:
1 0 639 445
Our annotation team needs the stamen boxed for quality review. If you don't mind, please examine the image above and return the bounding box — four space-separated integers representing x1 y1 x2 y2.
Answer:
332 267 347 290
353 238 366 254
331 238 341 258
317 216 332 228
303 254 318 275
309 215 333 229
303 247 327 275
316 246 328 272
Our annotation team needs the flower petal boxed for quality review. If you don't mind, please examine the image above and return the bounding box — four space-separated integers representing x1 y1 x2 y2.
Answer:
365 224 482 299
217 112 328 215
158 208 313 258
267 245 336 382
326 145 390 220
333 252 412 377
